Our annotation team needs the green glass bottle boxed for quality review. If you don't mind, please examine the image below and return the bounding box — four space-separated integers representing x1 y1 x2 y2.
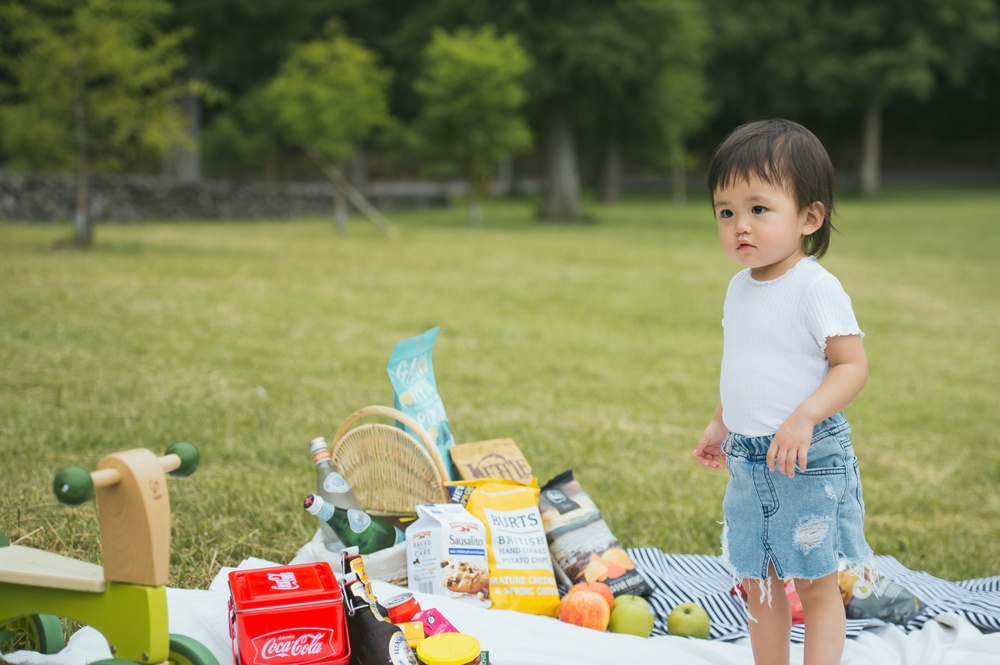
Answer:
303 494 403 555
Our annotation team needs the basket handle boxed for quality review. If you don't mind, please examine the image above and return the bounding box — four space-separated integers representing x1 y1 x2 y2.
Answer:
331 405 450 481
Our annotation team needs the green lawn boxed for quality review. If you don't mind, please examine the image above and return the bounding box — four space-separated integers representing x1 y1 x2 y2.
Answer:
1 187 998 591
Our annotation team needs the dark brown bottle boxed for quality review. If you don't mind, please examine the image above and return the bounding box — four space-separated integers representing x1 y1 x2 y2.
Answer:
342 547 389 620
343 575 417 665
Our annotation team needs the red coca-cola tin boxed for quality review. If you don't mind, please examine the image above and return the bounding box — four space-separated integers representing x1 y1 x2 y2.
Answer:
228 562 350 665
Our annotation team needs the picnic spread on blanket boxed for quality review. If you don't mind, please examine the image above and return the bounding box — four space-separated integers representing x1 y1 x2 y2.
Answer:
3 328 1000 665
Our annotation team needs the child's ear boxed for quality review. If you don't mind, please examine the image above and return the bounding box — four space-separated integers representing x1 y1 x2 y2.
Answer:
801 202 825 236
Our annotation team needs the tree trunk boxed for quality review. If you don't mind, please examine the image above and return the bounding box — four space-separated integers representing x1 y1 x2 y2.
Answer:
467 195 482 226
342 150 367 189
333 186 348 234
162 85 201 182
495 157 513 197
162 55 201 182
304 145 397 237
539 98 581 221
859 96 882 199
598 139 622 203
73 53 91 247
671 143 686 207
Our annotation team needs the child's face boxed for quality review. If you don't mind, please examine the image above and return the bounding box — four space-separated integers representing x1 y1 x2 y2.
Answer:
712 175 823 281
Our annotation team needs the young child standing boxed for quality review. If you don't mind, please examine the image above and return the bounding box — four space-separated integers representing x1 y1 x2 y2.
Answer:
693 118 875 665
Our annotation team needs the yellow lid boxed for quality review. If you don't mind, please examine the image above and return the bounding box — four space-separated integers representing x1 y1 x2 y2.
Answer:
415 633 480 665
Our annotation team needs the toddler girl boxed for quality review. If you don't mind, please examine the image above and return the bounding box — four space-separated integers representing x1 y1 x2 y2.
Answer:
693 118 875 665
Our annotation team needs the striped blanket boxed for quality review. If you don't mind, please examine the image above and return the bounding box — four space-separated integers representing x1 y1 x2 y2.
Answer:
628 549 1000 642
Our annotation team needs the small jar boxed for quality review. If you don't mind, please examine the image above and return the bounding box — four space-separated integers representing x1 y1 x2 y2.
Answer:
415 633 482 665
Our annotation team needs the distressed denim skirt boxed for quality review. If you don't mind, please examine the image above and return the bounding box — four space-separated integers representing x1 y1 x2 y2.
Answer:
721 412 874 582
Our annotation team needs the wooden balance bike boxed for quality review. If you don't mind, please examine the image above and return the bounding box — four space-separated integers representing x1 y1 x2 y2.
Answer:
0 442 218 665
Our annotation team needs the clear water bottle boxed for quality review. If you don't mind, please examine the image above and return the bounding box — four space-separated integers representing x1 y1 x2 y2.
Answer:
309 436 362 551
310 437 364 510
303 494 403 555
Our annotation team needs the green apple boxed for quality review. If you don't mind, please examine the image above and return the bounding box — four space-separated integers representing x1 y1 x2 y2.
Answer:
667 602 711 639
608 595 654 638
613 594 650 610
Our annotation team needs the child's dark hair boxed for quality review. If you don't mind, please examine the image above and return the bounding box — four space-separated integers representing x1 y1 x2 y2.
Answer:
707 118 837 258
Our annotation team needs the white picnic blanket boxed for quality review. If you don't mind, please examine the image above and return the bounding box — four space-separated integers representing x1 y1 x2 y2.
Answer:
6 547 1000 665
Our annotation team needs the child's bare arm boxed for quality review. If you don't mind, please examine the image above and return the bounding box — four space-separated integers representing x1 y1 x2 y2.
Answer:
694 400 729 470
768 334 868 477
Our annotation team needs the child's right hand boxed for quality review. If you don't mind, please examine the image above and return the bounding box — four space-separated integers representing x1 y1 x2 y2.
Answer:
693 420 729 470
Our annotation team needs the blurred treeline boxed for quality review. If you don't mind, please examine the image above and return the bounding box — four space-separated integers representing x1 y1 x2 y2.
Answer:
1 0 998 216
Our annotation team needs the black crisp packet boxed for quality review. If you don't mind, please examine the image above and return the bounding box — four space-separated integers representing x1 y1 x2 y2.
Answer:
839 568 922 625
538 470 652 597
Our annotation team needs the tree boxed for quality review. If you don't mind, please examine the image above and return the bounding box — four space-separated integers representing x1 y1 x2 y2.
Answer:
578 0 711 204
163 0 343 181
412 26 532 225
395 0 710 221
0 0 191 246
266 21 393 234
706 0 1000 197
805 0 1000 197
653 66 713 206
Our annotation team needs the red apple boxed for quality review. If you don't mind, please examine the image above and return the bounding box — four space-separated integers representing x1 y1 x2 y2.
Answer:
566 581 615 611
558 590 611 631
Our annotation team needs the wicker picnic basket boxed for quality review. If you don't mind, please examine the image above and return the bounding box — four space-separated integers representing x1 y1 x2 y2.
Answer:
330 405 451 518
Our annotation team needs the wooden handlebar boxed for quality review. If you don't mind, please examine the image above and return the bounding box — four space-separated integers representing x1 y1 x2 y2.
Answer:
89 453 181 489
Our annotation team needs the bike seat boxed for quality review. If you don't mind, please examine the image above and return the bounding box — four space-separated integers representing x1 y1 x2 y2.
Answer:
0 544 106 592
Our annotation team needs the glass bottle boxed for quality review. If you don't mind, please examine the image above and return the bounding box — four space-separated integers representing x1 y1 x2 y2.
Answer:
343 574 417 665
342 546 389 621
303 494 403 555
310 437 364 510
309 436 363 551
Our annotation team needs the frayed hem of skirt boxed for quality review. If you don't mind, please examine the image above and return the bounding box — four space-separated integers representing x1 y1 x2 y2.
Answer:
721 550 880 623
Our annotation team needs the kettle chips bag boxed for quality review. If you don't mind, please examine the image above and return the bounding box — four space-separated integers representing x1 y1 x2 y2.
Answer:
449 439 534 486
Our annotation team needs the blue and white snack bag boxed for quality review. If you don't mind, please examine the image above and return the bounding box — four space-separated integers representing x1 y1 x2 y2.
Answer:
387 327 458 480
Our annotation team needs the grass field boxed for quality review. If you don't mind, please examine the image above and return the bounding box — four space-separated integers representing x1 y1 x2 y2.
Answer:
1 186 998 591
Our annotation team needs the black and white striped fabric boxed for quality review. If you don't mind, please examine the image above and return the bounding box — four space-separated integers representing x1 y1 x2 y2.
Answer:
627 549 1000 642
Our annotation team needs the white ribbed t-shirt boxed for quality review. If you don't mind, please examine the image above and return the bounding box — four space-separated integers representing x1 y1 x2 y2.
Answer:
720 257 863 436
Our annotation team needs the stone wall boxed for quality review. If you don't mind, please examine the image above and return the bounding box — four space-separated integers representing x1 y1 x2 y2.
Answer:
0 172 461 222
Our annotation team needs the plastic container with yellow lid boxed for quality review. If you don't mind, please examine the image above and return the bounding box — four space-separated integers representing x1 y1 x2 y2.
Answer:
415 633 482 665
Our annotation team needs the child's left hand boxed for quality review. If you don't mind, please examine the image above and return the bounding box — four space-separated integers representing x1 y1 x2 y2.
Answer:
768 414 814 478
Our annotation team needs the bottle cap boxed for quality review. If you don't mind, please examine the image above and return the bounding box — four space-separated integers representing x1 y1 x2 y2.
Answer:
415 633 481 665
309 437 331 460
303 494 325 515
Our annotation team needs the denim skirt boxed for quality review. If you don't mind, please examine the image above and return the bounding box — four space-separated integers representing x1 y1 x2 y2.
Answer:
721 413 874 582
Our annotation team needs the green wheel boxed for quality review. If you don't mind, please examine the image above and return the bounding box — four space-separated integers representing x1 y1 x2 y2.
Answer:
168 634 219 665
0 614 65 655
53 465 95 505
165 442 200 479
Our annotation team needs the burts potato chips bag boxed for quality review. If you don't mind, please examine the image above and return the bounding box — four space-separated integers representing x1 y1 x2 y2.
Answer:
387 327 458 480
447 479 560 617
